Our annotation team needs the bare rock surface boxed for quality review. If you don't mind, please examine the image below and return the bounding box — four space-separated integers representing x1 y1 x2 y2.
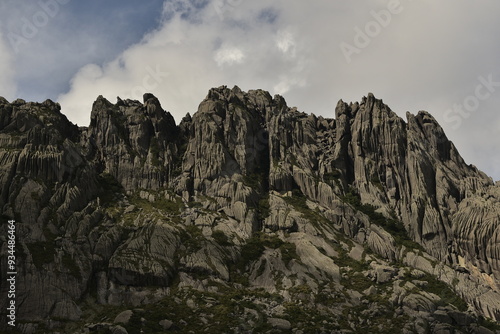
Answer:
0 88 499 333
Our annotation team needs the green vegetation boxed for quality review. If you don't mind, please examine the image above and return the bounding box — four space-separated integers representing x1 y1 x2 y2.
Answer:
282 189 331 229
129 192 183 215
419 273 468 311
179 225 205 252
117 287 280 334
242 173 263 190
398 270 467 312
334 245 373 292
478 316 500 332
370 174 384 191
343 271 373 292
323 169 343 188
212 230 233 246
282 189 309 212
233 232 298 274
341 190 424 251
122 190 183 226
314 285 345 306
288 284 312 295
279 241 299 264
338 303 409 334
283 301 340 332
239 233 274 268
187 201 203 208
333 243 366 272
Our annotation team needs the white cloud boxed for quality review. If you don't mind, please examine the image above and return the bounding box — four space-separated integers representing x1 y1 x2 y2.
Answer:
51 0 500 180
276 29 295 56
0 31 16 100
57 0 313 125
214 46 245 67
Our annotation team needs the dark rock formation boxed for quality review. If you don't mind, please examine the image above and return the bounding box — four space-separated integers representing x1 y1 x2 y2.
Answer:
0 87 499 333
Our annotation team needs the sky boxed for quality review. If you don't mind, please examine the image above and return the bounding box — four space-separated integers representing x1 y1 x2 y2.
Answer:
0 0 499 181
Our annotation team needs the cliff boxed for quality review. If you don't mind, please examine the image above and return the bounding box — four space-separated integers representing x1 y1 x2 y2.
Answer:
0 87 499 333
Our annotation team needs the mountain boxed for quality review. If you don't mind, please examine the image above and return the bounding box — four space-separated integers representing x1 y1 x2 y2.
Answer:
0 86 499 333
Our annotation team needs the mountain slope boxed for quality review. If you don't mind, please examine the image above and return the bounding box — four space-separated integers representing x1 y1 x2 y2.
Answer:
0 87 499 333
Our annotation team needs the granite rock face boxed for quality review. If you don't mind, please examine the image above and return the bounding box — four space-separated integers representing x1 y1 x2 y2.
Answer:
0 87 499 333
453 185 500 274
85 94 179 191
331 95 492 260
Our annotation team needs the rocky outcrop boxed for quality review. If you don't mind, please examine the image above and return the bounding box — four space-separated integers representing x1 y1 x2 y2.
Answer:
452 184 500 275
0 87 499 333
85 94 179 191
0 98 100 327
331 95 493 261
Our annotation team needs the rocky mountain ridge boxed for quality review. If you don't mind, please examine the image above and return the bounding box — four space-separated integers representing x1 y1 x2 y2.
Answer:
0 86 499 333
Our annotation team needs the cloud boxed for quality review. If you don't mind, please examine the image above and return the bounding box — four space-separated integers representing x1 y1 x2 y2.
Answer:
0 31 16 100
57 0 313 125
0 0 165 102
214 46 245 67
276 29 295 56
24 0 500 180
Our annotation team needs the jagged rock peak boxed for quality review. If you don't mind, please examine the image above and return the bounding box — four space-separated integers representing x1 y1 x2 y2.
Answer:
0 95 77 140
11 98 27 105
182 112 192 122
206 85 244 101
90 93 176 126
201 85 288 119
335 93 397 121
90 95 113 118
143 92 158 103
41 98 61 110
